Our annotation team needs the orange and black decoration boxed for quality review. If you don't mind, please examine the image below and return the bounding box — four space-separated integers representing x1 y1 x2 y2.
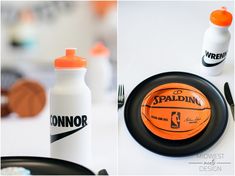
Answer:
91 1 117 18
124 72 228 156
141 83 211 140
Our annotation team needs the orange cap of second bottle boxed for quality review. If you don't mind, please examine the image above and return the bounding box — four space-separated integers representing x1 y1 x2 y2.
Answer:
54 48 87 69
90 42 110 57
210 7 233 27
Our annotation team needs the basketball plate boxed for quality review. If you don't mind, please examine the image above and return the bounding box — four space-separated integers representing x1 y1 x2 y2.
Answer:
141 83 211 140
124 72 228 156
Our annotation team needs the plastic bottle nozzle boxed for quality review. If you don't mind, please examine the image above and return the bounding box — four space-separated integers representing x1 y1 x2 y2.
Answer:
54 48 86 68
66 48 77 56
221 7 227 12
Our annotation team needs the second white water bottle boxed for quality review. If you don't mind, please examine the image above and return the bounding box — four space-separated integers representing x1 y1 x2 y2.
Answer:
201 7 233 76
50 48 92 167
86 42 112 103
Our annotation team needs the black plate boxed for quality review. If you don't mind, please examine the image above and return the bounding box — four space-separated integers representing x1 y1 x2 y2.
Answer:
1 156 95 175
124 72 228 157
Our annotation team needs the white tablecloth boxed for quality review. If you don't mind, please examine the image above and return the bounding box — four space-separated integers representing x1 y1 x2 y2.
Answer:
118 1 234 175
1 92 118 175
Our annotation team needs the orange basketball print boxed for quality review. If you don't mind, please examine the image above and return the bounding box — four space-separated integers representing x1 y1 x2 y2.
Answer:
8 79 46 117
141 83 211 140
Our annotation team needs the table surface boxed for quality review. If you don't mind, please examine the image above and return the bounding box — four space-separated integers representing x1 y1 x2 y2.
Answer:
118 1 234 175
1 92 118 175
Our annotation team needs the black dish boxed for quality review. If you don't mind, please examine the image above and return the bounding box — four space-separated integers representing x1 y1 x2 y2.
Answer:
124 72 228 157
1 156 94 175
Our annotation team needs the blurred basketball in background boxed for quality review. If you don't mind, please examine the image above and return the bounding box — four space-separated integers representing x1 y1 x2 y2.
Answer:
8 79 46 117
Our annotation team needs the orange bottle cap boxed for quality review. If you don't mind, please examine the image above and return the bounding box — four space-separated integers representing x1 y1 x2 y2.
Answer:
55 48 87 69
91 1 117 18
90 42 110 57
20 9 34 23
210 7 233 27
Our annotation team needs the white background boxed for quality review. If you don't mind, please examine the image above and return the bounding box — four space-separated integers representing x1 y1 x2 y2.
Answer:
1 1 117 67
1 2 95 67
118 1 234 175
1 2 118 175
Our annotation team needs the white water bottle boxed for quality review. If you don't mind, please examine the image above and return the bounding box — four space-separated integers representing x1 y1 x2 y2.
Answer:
50 48 92 167
201 7 233 76
86 42 112 103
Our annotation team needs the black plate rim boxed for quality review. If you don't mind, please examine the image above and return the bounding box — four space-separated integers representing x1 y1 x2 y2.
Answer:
124 71 228 157
1 156 95 175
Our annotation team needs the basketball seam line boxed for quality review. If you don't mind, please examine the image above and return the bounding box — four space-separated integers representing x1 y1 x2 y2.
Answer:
29 92 34 115
142 105 211 111
24 84 46 107
14 93 32 116
9 89 30 111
